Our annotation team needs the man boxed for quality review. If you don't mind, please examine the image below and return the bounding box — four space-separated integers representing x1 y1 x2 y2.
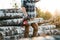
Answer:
21 0 40 38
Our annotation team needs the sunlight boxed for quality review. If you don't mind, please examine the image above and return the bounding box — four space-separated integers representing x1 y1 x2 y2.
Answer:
0 0 21 9
36 0 60 15
0 0 60 15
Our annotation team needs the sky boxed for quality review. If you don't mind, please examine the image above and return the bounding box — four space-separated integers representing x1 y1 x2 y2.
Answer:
0 0 60 15
36 0 60 14
0 0 21 9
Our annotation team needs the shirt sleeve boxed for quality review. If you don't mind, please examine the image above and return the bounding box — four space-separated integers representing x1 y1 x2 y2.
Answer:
21 0 25 7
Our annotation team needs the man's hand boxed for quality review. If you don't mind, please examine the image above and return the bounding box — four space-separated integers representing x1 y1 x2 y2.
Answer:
35 0 40 2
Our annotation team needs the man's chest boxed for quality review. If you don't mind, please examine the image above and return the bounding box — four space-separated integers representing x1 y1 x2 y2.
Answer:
24 1 35 6
26 2 35 6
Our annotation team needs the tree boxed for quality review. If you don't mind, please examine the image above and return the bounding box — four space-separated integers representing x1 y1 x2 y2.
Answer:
36 8 52 20
43 11 52 20
36 7 45 18
54 16 60 28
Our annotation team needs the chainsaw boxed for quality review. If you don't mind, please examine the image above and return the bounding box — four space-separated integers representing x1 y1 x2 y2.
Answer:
19 16 30 26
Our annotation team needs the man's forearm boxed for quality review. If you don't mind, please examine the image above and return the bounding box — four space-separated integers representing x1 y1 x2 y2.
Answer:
21 7 27 16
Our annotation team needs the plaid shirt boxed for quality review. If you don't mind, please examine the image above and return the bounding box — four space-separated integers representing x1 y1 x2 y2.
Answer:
21 0 36 12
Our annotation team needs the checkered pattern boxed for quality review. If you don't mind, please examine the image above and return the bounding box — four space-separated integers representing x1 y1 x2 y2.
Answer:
21 0 35 12
21 0 39 18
